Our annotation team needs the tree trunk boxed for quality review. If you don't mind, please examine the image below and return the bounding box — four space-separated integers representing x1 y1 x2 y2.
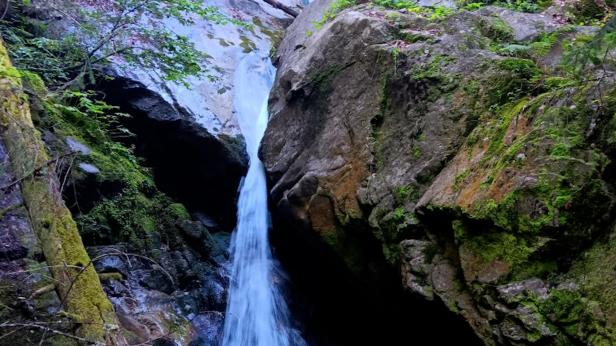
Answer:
0 39 126 345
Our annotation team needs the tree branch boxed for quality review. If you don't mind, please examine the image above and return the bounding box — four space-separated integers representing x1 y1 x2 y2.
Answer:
262 0 298 17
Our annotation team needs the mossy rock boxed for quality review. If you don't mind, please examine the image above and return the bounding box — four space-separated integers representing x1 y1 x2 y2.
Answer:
478 16 514 42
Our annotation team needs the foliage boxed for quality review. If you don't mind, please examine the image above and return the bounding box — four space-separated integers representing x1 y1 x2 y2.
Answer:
0 21 86 86
373 0 421 10
314 0 357 29
458 0 552 13
561 20 616 79
1 0 246 88
374 0 454 19
77 187 185 250
487 58 541 105
22 71 192 252
479 16 514 42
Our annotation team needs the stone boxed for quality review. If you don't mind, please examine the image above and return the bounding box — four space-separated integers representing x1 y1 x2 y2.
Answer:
259 1 615 344
497 279 549 304
78 162 100 174
66 136 92 155
180 220 215 257
400 239 435 299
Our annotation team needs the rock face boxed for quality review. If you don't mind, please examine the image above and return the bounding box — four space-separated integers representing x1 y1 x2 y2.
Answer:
98 75 248 228
29 0 303 136
262 1 616 345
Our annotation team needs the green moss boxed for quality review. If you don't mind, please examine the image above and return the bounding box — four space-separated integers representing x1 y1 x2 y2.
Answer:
478 16 514 42
239 34 256 53
412 54 456 81
455 220 535 265
0 41 119 342
545 76 577 90
537 289 614 342
488 58 541 106
39 91 151 189
20 69 47 95
314 0 357 29
308 64 348 96
168 203 191 221
512 260 558 280
77 187 191 251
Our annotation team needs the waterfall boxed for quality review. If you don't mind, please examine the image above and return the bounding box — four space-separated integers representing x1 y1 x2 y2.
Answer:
222 53 300 346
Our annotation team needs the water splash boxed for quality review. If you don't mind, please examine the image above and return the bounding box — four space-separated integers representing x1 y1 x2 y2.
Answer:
222 53 300 346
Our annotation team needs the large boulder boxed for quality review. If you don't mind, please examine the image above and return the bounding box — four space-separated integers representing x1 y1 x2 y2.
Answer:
261 2 616 344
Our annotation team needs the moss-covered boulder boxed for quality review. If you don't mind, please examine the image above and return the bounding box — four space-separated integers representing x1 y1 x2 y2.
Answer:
261 1 616 344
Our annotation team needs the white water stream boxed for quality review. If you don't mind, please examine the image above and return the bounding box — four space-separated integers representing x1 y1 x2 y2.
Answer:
221 53 301 346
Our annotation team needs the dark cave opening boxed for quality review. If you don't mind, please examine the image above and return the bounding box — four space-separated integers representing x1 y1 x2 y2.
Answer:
93 75 247 230
269 212 483 346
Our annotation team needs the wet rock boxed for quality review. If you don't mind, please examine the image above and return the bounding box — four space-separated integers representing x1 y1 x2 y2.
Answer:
191 312 226 346
400 239 435 300
210 232 231 264
497 279 549 304
140 270 175 295
90 244 231 345
97 75 248 229
180 221 216 257
66 136 92 155
78 162 100 174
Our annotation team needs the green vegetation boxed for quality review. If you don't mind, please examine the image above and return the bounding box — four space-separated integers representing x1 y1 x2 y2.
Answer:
562 24 616 79
28 84 193 252
1 2 204 255
479 16 514 42
314 0 357 29
374 0 454 20
0 41 120 343
537 289 614 343
454 220 535 266
487 58 541 106
412 54 457 81
313 0 455 31
1 0 247 88
459 0 553 13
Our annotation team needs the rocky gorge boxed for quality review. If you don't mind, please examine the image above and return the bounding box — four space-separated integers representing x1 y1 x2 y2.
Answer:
1 0 616 345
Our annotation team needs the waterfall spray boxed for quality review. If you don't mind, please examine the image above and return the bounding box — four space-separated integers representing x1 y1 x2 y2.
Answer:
222 53 300 346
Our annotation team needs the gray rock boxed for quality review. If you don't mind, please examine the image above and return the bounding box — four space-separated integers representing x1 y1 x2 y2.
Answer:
479 6 561 41
180 220 215 256
400 239 435 299
66 136 92 155
78 162 100 174
497 279 549 304
31 0 304 135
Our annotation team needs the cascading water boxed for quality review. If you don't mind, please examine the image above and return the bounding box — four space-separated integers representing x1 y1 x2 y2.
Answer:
222 53 301 346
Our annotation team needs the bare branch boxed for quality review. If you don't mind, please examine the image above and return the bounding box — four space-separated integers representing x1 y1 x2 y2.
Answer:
0 323 97 344
262 0 299 17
